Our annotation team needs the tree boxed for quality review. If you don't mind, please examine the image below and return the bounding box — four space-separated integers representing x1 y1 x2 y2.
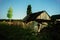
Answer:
7 7 13 22
27 4 32 15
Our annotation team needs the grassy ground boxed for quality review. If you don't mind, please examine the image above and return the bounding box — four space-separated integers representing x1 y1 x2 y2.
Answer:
0 22 38 40
0 21 60 40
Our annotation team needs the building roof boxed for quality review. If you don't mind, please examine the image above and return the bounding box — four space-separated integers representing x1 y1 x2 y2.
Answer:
51 14 60 20
23 11 50 22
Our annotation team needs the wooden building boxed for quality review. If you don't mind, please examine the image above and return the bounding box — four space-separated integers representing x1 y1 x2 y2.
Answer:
23 11 51 32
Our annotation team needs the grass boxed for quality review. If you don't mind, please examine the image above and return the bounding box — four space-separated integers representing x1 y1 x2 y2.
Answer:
0 22 38 40
0 22 60 40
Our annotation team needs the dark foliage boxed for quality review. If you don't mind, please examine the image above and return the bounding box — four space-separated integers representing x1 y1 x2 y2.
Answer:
0 22 60 40
0 23 38 40
38 23 60 40
27 5 32 15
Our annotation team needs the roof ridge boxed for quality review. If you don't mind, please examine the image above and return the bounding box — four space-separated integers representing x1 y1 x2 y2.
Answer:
32 10 46 14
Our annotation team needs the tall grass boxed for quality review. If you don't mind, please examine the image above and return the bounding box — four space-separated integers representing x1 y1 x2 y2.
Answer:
0 22 38 40
0 21 59 40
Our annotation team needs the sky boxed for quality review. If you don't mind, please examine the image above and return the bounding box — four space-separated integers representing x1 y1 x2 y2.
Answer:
0 0 60 19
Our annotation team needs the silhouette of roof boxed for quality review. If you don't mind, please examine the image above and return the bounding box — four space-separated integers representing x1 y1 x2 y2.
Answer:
51 14 60 20
23 11 50 22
